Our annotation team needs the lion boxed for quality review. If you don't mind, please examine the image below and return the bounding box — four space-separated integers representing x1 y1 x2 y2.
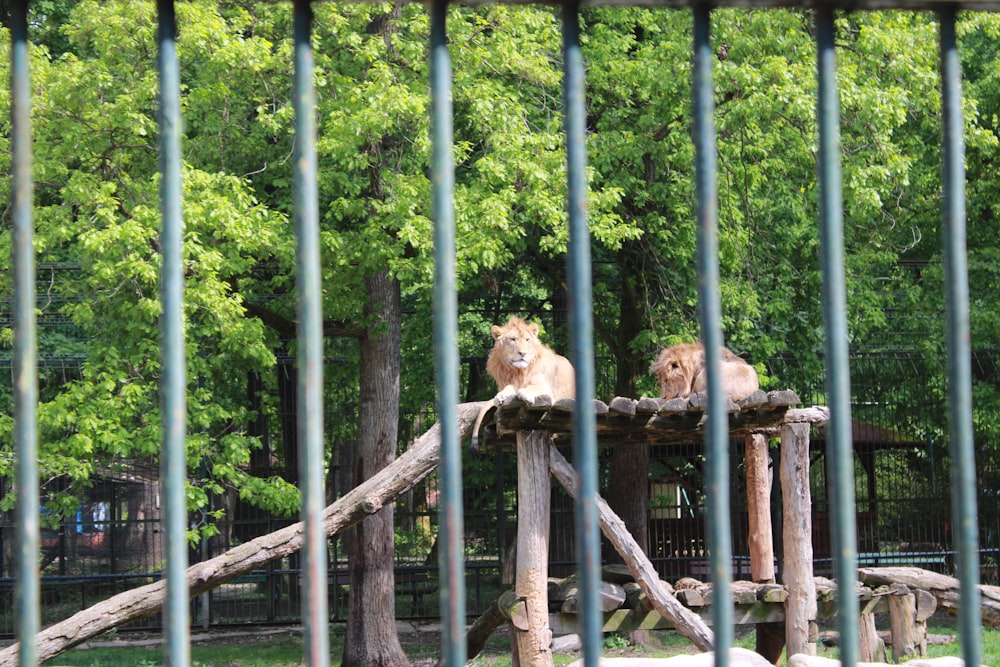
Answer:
651 342 759 402
470 317 576 455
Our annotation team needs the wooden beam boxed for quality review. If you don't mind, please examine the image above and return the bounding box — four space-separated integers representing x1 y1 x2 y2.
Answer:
746 433 776 584
781 421 817 657
513 430 554 667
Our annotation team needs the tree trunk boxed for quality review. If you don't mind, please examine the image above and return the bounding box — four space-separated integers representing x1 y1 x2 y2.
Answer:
343 270 408 667
606 442 648 557
0 402 488 667
605 249 649 560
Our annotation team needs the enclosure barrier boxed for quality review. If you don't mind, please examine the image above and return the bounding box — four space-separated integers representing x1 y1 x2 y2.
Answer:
6 1 992 666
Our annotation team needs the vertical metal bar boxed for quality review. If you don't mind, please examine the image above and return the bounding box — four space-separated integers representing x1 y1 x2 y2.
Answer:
292 2 330 665
428 2 467 666
691 5 732 663
815 7 859 664
938 10 982 667
10 2 40 664
561 2 601 665
156 1 190 665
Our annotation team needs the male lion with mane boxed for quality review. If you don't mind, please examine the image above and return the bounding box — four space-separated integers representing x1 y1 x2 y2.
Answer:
470 317 575 455
652 342 759 402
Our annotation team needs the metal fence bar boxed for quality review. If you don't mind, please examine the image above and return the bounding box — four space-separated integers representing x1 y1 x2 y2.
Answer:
815 6 860 665
561 2 602 664
428 1 467 665
10 1 40 664
155 1 191 665
292 2 330 665
691 6 733 663
938 8 983 667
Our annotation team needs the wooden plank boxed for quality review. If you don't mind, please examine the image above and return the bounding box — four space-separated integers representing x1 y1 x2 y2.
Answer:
549 608 670 636
608 396 637 416
738 390 770 409
766 390 800 407
687 392 740 412
817 595 889 618
781 406 830 426
635 397 665 414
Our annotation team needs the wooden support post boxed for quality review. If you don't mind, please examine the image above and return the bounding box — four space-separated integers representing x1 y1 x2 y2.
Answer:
746 433 775 583
914 587 936 656
512 430 554 667
859 612 887 662
887 583 918 662
746 433 783 665
780 422 816 657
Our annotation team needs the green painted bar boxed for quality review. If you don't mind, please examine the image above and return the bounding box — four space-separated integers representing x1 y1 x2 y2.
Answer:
691 5 733 662
10 2 40 665
939 9 983 667
815 7 860 665
155 1 191 665
428 1 467 665
292 2 331 665
561 2 602 664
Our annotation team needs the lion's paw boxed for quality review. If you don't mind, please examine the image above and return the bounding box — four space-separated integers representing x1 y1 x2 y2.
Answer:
495 386 517 405
517 388 552 406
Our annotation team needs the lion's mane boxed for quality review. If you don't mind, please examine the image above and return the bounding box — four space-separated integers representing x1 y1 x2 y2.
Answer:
470 317 575 454
484 318 575 399
651 342 758 402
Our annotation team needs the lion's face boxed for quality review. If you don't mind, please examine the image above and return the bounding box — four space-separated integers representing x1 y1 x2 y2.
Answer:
491 318 541 370
651 343 704 400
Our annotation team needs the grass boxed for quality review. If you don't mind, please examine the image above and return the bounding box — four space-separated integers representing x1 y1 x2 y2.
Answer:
40 612 1000 666
43 631 304 667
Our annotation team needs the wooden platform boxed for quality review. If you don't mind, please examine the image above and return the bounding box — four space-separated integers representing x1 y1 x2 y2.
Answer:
490 393 831 665
481 389 825 447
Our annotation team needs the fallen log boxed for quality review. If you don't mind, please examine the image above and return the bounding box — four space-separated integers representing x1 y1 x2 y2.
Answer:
0 401 489 667
463 591 522 662
858 566 1000 630
548 443 715 652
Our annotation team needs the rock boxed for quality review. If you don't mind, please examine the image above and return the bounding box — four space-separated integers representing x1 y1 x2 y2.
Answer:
565 647 774 667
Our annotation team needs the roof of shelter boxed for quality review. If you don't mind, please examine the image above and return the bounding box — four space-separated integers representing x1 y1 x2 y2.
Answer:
814 420 927 449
